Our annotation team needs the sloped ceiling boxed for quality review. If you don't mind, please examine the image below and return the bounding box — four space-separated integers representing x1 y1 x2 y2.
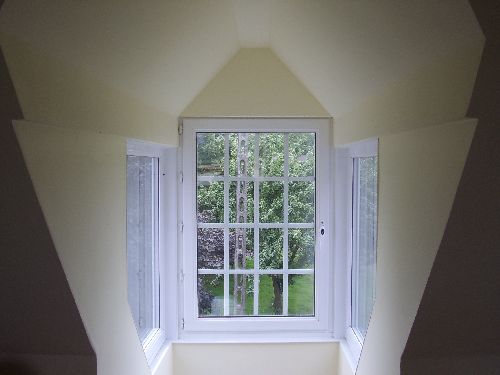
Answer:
0 0 484 118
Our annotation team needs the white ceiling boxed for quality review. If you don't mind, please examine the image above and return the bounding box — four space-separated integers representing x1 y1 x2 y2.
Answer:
0 0 483 116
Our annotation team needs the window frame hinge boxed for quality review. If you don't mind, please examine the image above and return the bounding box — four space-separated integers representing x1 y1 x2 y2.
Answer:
179 171 183 183
181 318 185 330
178 122 183 135
179 221 184 233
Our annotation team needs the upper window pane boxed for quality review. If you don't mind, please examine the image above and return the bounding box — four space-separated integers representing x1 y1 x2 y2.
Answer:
229 133 255 176
289 133 315 177
259 133 284 176
126 155 159 341
352 156 378 338
197 133 225 176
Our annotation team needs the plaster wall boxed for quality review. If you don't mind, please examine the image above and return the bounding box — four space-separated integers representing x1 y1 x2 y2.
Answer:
14 121 160 375
334 43 482 144
173 343 338 375
1 33 177 145
355 119 476 375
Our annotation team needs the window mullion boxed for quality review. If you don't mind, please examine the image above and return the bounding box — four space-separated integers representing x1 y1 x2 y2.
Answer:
283 134 289 316
253 134 260 316
223 134 230 316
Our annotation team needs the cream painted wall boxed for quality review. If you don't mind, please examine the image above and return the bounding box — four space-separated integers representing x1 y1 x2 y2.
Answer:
355 119 476 375
182 48 329 117
174 343 339 375
2 34 178 145
337 344 355 375
152 345 174 375
13 120 171 375
334 43 483 145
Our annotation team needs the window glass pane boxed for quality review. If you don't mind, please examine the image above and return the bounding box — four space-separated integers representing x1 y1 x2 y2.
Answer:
229 229 254 270
288 274 314 316
229 274 254 315
352 156 378 338
289 181 315 223
197 181 224 223
258 275 283 315
229 181 254 223
126 155 159 341
259 228 283 269
198 274 224 317
229 133 255 176
289 133 315 177
197 228 224 269
197 133 225 176
288 228 315 269
259 181 284 223
259 133 284 176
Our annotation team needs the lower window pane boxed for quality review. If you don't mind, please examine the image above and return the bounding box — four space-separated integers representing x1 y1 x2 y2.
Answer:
288 274 314 316
198 274 224 317
258 275 283 316
229 274 254 315
288 228 315 269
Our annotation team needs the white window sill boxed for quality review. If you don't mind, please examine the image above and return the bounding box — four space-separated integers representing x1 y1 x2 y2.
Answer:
172 335 339 344
150 340 173 375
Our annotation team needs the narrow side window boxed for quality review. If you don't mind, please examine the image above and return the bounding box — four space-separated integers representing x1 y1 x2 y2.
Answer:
351 155 378 340
127 155 160 342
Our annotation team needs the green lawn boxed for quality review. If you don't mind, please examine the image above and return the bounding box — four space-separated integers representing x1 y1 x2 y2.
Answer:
200 273 314 316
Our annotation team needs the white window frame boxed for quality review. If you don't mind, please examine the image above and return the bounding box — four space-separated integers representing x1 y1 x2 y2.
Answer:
334 138 378 364
179 118 333 338
126 139 178 365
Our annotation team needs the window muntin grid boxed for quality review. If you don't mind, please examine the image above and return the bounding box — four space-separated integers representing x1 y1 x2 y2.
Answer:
196 132 316 317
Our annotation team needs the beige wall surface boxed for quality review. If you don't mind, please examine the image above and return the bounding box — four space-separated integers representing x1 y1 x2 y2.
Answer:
334 43 483 145
173 342 339 375
152 345 174 375
13 120 172 375
355 119 476 375
337 344 355 375
2 34 178 145
182 48 329 117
